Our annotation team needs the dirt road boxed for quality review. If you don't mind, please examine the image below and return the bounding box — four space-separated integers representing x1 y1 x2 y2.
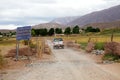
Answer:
2 40 120 80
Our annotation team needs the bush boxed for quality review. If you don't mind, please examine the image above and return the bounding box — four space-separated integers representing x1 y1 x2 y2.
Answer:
30 43 36 48
80 42 104 50
0 38 3 41
103 53 120 61
0 40 16 46
79 42 87 50
0 50 6 69
0 54 4 66
95 42 104 50
85 26 100 33
23 40 32 45
100 28 120 36
104 42 120 56
23 40 29 45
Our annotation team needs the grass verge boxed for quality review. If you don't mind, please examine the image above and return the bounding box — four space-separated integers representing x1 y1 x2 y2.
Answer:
95 42 104 50
103 53 120 62
0 50 6 69
79 42 87 50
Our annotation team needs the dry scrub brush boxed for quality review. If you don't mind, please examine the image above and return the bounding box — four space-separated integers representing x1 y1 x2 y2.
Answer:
0 50 6 69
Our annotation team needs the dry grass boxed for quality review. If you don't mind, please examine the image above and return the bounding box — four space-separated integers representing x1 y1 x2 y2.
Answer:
0 37 52 70
59 36 120 43
31 37 51 58
0 50 6 69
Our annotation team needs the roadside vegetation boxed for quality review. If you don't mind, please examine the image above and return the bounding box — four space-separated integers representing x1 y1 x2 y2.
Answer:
103 53 120 62
0 26 120 63
0 50 6 69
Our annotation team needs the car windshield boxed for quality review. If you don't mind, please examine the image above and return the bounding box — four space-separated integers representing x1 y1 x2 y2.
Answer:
54 38 63 41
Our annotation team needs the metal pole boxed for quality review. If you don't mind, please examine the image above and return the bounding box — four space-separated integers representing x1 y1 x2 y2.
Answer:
28 39 30 60
16 40 19 61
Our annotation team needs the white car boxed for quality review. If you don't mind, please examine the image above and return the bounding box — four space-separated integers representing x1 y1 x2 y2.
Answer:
53 38 64 49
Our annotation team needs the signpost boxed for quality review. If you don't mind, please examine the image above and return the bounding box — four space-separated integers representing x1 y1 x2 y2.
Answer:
16 26 31 60
16 26 31 40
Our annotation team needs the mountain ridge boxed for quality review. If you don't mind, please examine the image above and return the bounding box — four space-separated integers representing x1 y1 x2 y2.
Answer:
32 22 66 29
67 5 120 27
83 20 120 29
50 16 78 25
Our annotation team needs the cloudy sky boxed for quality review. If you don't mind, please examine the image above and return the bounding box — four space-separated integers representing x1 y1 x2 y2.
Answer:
0 0 120 29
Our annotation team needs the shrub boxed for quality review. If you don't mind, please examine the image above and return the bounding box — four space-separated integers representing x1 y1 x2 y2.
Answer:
5 47 34 58
79 42 87 50
85 42 95 52
30 43 36 48
104 42 120 56
103 53 120 61
0 50 6 69
0 40 16 46
95 42 104 50
0 38 3 41
103 42 120 62
23 40 28 45
23 40 32 45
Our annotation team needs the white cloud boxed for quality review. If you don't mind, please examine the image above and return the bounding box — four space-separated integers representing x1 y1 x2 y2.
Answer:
0 24 18 30
0 0 120 29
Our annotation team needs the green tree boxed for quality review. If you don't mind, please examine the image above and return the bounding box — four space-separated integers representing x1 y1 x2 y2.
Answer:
85 26 93 32
72 25 80 34
64 27 71 35
11 32 16 35
0 32 2 35
34 29 40 36
85 26 100 32
40 28 48 36
2 33 6 36
48 28 54 36
96 28 100 32
59 28 62 34
34 28 48 36
55 28 62 34
31 29 36 36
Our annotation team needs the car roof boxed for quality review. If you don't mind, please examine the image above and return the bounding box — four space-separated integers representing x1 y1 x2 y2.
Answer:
53 38 63 41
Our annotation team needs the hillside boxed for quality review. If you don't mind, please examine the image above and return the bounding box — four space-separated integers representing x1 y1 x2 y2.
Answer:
67 5 120 27
0 29 15 33
32 23 65 29
50 16 78 25
84 20 120 28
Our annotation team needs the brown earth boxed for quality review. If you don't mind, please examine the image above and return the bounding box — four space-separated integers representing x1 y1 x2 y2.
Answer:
0 40 120 80
104 42 120 55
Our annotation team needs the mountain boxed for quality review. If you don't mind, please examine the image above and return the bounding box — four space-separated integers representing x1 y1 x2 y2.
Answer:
50 16 78 25
84 20 120 29
67 5 120 27
0 29 15 33
32 23 66 29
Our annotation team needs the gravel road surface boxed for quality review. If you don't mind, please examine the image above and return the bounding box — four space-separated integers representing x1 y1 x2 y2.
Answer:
2 40 120 80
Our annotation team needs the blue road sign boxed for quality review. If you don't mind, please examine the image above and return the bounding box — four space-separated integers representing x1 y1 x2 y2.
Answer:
16 26 31 40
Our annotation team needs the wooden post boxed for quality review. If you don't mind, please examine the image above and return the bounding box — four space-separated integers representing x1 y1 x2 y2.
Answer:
38 37 40 58
88 37 91 42
36 37 39 57
40 38 44 59
111 32 114 42
35 38 37 57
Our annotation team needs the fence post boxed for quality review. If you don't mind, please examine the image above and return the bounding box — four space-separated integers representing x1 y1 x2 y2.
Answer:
111 33 114 42
88 37 91 42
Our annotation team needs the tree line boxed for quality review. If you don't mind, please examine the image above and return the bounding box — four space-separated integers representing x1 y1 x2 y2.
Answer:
31 25 80 36
0 31 16 37
0 26 100 37
31 25 100 36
